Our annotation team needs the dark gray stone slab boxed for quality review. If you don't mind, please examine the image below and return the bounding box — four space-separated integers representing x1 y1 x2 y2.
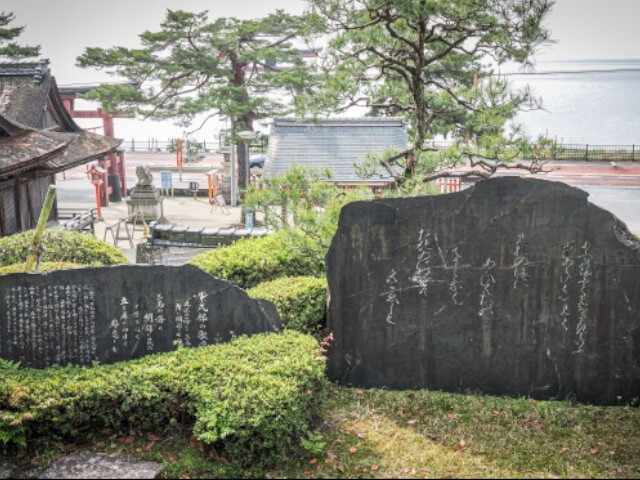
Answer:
326 177 640 404
0 264 280 368
40 452 161 479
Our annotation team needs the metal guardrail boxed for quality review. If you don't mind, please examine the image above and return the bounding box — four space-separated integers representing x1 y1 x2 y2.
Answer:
122 138 639 161
423 141 640 162
121 138 268 154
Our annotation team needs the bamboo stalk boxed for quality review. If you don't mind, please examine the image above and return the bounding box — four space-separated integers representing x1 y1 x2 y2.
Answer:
25 185 57 272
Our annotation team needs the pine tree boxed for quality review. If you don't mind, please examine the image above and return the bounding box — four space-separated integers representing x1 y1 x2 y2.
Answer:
0 11 40 59
77 9 324 188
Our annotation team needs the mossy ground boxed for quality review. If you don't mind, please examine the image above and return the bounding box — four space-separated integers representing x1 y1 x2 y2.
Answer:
6 385 639 479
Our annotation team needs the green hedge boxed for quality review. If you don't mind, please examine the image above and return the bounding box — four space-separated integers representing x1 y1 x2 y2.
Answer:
0 261 83 276
190 230 325 289
248 276 327 337
0 228 127 266
0 331 327 467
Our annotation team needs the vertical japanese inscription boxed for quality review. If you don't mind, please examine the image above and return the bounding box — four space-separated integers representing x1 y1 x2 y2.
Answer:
512 233 530 289
575 241 592 354
410 229 434 296
2 284 97 366
558 241 575 332
381 268 399 325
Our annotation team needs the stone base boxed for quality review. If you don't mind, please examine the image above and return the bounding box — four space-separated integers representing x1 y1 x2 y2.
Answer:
126 196 163 222
126 187 163 221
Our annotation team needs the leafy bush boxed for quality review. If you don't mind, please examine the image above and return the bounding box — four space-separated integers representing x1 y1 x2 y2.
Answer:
190 230 325 289
0 331 327 467
0 261 83 275
248 276 327 337
0 228 127 266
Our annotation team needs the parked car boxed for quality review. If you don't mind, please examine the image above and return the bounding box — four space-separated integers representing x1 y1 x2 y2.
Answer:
249 155 266 169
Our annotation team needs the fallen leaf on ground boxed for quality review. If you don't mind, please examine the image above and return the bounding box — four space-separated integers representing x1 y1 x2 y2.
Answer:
590 448 599 455
121 436 135 445
356 389 364 396
108 452 119 458
492 410 500 416
100 429 111 436
310 458 318 465
407 419 418 425
349 446 358 454
447 413 456 420
456 439 467 453
337 464 345 472
95 441 106 449
145 441 156 452
166 456 177 462
528 398 537 405
371 465 379 471
220 456 229 464
559 447 569 453
147 434 161 442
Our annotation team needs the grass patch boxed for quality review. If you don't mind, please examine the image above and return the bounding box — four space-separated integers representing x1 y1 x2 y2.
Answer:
5 385 639 478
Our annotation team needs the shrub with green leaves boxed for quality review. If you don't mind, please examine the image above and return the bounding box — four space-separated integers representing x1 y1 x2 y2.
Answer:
0 331 327 467
190 230 325 289
248 276 327 337
0 228 127 266
0 261 83 276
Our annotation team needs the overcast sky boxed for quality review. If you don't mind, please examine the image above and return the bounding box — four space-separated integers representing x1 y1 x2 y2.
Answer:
4 0 640 139
5 0 640 84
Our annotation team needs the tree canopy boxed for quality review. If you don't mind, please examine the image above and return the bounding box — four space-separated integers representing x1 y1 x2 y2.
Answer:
311 0 554 186
0 11 40 59
77 9 323 187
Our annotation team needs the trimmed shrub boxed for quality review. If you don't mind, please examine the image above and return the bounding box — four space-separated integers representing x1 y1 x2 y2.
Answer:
0 261 84 275
190 230 324 289
0 228 127 266
248 276 327 337
0 331 327 467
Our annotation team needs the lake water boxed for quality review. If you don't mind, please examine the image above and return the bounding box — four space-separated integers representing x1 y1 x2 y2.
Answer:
506 59 640 145
74 58 640 146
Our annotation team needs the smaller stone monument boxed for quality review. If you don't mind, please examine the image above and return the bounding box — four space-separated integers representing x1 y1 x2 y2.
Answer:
126 165 163 221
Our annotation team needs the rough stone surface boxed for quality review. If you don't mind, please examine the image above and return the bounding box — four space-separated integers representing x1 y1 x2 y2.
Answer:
0 458 41 479
326 177 640 404
39 452 161 479
0 264 281 368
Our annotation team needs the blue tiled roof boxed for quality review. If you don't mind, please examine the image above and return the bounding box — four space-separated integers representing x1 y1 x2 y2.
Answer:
265 117 408 183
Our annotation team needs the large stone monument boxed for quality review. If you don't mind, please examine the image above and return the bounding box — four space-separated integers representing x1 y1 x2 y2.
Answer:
126 165 163 221
0 264 280 367
326 177 640 405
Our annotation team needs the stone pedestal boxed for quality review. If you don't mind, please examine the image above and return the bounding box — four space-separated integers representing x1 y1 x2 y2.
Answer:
126 187 163 221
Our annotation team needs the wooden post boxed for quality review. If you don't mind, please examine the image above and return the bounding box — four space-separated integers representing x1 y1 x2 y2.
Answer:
25 185 57 272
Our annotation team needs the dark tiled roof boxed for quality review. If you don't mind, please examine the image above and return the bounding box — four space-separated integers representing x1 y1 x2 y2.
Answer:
0 59 121 178
265 117 407 183
0 59 81 131
0 59 50 82
0 127 122 178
